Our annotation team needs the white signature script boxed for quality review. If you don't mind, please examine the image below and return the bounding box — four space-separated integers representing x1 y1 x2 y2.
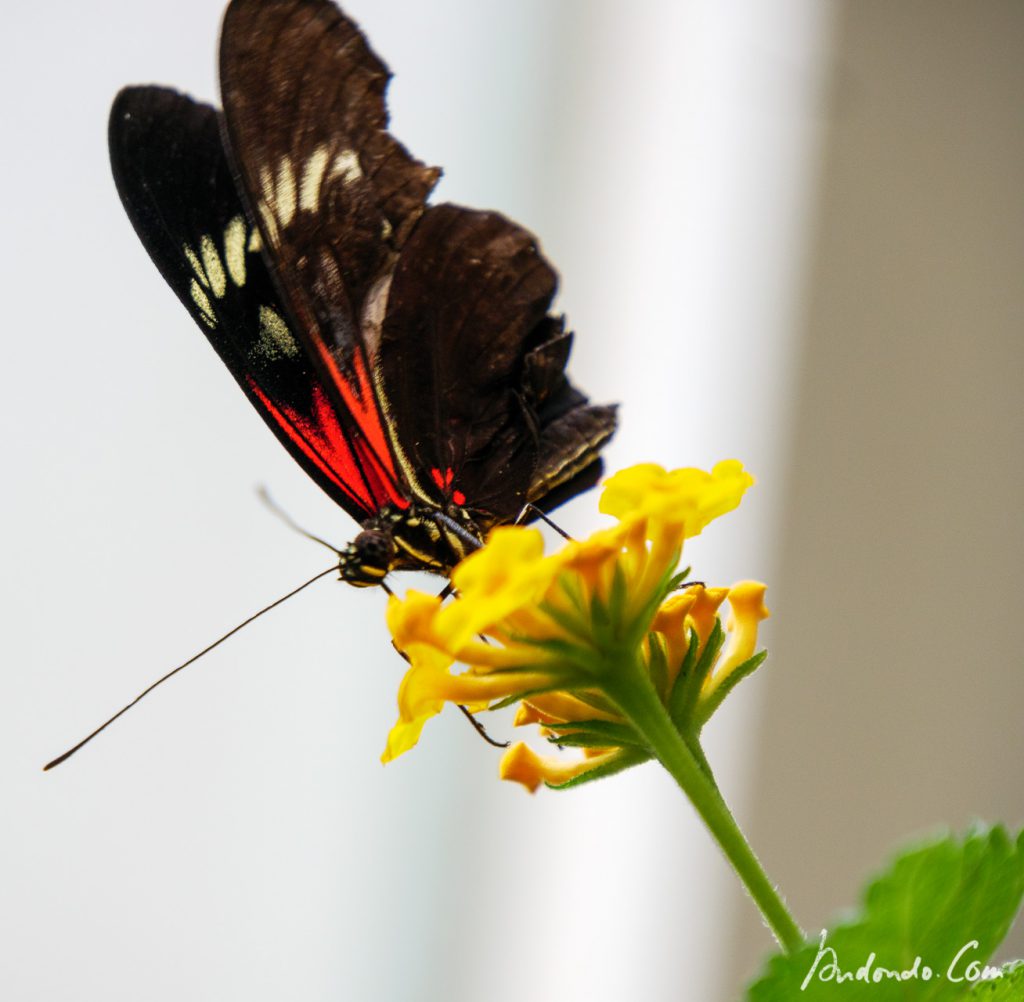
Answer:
801 930 1004 990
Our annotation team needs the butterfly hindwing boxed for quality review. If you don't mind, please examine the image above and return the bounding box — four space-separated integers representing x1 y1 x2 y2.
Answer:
519 327 619 511
108 86 400 519
377 204 618 522
376 204 556 519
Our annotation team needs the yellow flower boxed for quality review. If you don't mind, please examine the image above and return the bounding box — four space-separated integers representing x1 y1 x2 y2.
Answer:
705 582 770 703
600 460 754 533
497 581 769 791
381 461 767 786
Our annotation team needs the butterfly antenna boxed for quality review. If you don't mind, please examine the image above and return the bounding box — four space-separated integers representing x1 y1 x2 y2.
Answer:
43 565 338 771
257 485 341 554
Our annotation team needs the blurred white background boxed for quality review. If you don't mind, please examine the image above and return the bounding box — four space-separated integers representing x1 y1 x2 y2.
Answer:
2 2 1020 1000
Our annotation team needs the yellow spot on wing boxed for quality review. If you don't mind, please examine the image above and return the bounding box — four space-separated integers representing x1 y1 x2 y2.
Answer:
258 165 274 205
184 244 207 287
255 305 299 359
257 200 280 248
275 157 297 227
189 279 216 328
331 149 363 185
300 145 330 212
248 227 263 253
200 234 226 299
223 216 247 288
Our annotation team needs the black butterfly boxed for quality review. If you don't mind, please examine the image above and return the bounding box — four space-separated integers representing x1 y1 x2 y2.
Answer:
110 0 617 587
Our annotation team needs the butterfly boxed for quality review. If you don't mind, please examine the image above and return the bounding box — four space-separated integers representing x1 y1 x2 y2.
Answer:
109 0 617 588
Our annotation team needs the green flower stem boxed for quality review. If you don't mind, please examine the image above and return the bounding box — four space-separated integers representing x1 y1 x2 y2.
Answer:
604 658 804 955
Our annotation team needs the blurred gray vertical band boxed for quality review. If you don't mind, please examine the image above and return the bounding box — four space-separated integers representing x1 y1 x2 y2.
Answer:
450 3 834 1002
730 0 1024 995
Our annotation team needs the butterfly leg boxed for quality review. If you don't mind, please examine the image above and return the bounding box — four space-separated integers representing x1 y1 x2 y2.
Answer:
515 502 573 540
431 511 484 551
388 580 508 750
666 566 705 591
456 704 510 749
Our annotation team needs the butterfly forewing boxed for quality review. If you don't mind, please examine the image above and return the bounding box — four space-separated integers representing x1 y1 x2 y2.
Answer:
219 0 444 510
108 86 398 520
218 0 438 371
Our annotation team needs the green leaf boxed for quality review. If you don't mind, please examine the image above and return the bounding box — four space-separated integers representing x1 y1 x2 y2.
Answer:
608 563 628 624
544 718 645 749
665 566 693 592
668 622 725 728
547 730 642 749
694 649 768 728
516 636 600 674
693 619 725 689
588 586 612 635
966 962 1024 998
565 687 619 716
667 627 702 724
556 571 588 617
486 685 567 712
747 826 1024 1002
647 632 669 699
536 599 592 643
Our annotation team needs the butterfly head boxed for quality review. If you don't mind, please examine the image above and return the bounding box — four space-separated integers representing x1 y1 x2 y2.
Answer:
338 528 398 587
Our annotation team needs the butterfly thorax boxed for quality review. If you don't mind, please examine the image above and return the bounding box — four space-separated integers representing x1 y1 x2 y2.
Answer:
338 502 483 587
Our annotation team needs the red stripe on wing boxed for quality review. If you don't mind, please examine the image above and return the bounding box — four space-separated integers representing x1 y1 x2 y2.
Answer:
247 378 408 514
310 339 405 498
431 466 466 506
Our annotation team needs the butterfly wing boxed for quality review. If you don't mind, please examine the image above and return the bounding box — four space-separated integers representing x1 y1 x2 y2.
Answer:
377 204 618 523
108 86 406 520
219 0 615 523
218 0 438 399
521 332 619 513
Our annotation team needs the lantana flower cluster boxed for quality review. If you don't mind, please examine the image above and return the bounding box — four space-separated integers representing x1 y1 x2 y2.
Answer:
383 461 769 791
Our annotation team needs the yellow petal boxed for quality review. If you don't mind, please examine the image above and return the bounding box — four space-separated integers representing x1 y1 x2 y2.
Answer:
600 460 754 540
441 527 558 649
688 460 757 537
598 463 666 517
513 702 547 727
706 581 770 695
381 715 430 764
521 690 619 725
651 591 698 683
686 585 730 644
453 637 552 670
450 526 549 605
559 520 633 583
498 742 620 793
399 655 553 721
386 590 444 650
